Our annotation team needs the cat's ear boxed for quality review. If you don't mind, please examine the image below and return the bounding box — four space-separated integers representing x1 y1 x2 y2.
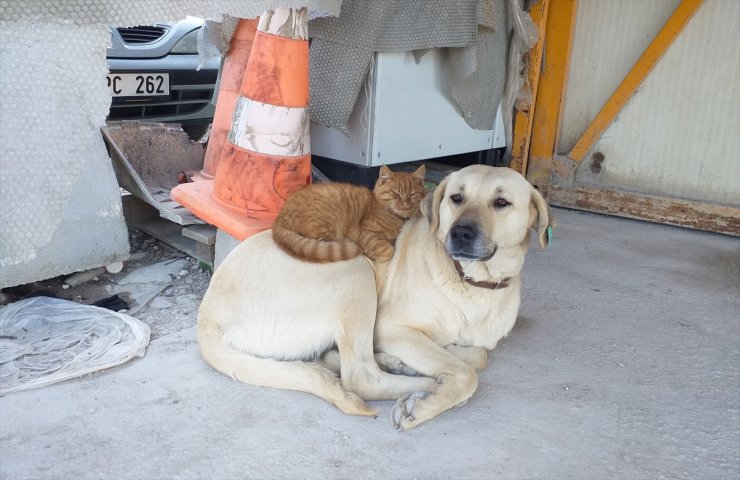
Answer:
421 177 448 234
412 164 426 181
378 165 394 181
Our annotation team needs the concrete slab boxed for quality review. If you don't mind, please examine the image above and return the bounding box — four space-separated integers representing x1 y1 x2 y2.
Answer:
1 208 738 479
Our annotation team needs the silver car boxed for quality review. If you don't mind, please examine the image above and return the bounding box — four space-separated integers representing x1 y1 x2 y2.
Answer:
106 17 220 140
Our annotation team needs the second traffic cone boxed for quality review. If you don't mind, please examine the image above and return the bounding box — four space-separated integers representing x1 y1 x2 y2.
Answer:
172 8 311 241
193 18 258 181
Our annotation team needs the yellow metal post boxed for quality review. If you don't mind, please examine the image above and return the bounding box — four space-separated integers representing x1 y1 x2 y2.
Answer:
525 0 578 188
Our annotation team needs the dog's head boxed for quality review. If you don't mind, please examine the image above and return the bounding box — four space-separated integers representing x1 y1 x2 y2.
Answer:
422 165 552 261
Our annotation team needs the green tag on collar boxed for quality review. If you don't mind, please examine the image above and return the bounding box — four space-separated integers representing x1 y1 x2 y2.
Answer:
546 225 553 246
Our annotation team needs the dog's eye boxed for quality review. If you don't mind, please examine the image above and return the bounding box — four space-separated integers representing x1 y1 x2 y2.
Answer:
450 194 464 205
493 198 511 209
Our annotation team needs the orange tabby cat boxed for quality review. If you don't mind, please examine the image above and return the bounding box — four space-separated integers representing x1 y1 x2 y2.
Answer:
272 165 426 263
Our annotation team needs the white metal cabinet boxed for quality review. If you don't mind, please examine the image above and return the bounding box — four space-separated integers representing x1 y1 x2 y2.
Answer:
311 49 505 166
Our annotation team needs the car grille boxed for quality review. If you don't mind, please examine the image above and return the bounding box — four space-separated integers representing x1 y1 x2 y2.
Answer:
107 85 215 120
117 25 168 44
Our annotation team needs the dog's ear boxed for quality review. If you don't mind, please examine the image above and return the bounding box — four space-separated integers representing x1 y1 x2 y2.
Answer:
529 187 554 249
421 177 448 234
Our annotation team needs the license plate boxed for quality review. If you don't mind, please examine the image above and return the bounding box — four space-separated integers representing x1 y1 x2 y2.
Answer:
107 73 170 97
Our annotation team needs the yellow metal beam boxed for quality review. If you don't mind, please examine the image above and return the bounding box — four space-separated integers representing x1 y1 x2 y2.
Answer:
568 0 704 163
509 0 550 175
526 0 578 187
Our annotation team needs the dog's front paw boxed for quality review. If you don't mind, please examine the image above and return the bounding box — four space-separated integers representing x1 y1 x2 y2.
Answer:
391 391 429 430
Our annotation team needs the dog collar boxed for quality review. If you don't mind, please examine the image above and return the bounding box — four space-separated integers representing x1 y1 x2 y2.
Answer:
453 260 510 290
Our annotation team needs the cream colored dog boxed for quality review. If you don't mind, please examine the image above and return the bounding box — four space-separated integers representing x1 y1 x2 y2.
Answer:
197 165 551 429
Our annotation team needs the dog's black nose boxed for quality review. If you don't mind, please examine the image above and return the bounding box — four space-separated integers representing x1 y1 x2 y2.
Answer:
450 224 477 245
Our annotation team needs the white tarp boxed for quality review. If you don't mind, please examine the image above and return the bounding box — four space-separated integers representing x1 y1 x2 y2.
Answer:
0 297 151 395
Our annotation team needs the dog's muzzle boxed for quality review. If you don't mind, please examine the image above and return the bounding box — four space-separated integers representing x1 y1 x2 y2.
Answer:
446 222 497 261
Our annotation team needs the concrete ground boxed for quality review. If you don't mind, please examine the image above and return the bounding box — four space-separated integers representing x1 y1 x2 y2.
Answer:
1 207 738 479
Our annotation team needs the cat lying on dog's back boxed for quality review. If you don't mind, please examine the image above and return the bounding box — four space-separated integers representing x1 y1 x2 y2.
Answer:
272 165 426 263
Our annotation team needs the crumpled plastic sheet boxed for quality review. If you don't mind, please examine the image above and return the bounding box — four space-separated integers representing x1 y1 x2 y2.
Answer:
0 297 151 395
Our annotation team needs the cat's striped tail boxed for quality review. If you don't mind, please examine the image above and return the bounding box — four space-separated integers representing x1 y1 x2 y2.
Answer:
271 226 362 263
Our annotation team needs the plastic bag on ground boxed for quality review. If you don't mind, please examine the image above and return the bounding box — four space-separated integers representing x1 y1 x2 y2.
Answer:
0 297 150 395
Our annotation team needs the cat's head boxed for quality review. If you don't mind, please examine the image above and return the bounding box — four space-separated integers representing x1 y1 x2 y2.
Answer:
374 165 426 219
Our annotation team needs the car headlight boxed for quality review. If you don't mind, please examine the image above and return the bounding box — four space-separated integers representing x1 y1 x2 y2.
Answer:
171 28 199 54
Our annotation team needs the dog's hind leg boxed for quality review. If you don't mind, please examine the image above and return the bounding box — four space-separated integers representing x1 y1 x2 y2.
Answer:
335 313 436 401
374 352 421 377
197 318 377 416
324 349 422 377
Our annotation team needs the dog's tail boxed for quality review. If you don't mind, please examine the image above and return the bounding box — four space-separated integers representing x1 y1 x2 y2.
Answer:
272 226 362 263
197 317 377 417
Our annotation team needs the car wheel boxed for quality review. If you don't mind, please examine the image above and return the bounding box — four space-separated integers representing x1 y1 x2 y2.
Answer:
182 123 211 142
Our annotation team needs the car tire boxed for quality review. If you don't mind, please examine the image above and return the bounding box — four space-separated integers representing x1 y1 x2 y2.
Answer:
182 123 211 142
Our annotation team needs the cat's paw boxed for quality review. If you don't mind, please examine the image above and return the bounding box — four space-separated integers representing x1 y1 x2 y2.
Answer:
369 245 394 263
374 253 393 263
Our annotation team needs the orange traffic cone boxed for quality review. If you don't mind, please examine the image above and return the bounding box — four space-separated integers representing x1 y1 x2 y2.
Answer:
194 18 258 181
172 8 311 241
